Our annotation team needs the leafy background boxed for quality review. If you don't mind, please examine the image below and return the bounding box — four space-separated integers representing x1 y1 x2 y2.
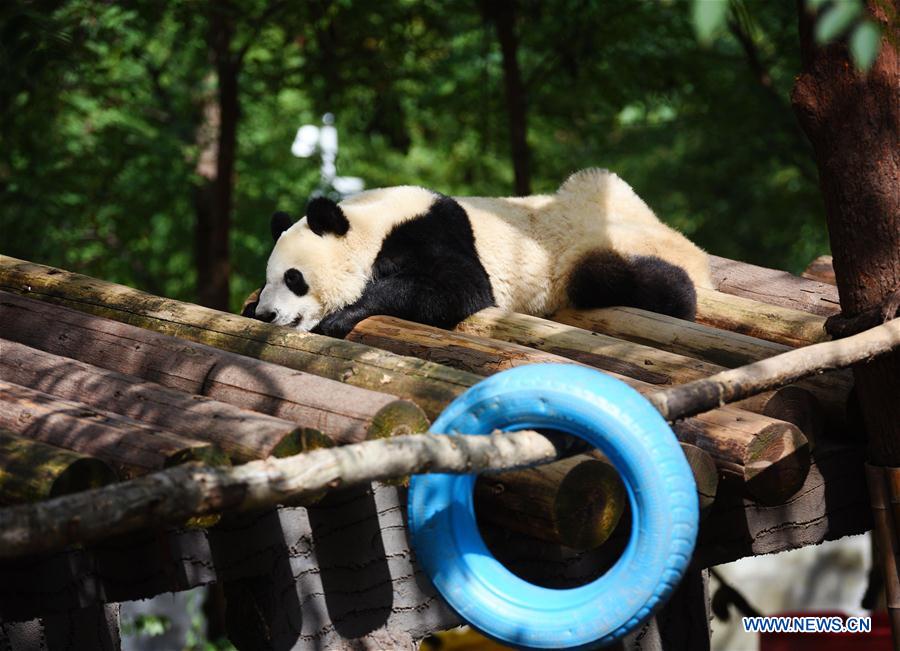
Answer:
1 0 838 313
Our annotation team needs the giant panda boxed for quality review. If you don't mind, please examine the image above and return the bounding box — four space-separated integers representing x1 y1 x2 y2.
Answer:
250 168 713 338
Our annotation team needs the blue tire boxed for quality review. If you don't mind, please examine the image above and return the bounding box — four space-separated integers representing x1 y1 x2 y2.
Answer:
407 364 698 649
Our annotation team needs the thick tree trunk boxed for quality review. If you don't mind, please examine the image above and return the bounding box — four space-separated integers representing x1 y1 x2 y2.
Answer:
792 4 900 643
482 0 531 195
194 4 240 311
791 1 900 465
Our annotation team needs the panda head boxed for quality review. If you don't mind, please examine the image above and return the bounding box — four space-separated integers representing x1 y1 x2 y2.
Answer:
254 187 436 331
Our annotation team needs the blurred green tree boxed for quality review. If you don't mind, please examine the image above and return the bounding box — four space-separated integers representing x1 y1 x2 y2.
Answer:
0 0 833 312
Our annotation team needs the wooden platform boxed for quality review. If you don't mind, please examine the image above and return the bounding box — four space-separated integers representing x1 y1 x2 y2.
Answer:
0 253 870 651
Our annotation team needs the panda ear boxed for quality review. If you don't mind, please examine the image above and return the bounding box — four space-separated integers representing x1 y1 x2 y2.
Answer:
271 211 294 242
306 197 350 237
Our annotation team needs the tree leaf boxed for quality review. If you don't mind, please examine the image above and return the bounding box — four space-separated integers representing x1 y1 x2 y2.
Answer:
806 0 831 10
815 0 862 44
849 21 881 71
693 0 730 45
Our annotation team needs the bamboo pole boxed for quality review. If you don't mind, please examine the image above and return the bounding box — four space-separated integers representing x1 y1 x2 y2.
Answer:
0 429 117 504
0 340 331 462
0 380 229 478
349 315 809 503
0 256 473 420
0 292 430 444
709 255 841 317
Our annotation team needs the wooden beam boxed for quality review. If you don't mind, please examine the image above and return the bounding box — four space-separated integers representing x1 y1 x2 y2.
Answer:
802 255 836 285
0 381 228 479
709 255 841 317
0 292 430 445
0 340 331 462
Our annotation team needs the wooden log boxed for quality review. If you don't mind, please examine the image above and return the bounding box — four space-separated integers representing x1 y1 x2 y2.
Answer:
360 312 830 439
0 429 117 504
695 287 830 347
0 381 228 479
0 293 430 444
0 340 332 462
710 255 841 317
476 441 717 551
802 255 836 285
349 316 809 503
0 256 475 420
543 307 851 425
475 454 627 550
549 305 792 368
354 313 820 446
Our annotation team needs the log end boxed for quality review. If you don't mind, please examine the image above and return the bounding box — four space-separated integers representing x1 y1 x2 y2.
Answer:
743 423 811 505
49 457 119 500
270 427 334 458
553 457 627 550
368 400 430 487
367 400 431 440
679 443 719 519
760 386 826 448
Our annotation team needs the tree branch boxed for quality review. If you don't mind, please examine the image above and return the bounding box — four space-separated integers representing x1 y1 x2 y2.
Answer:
649 318 900 421
0 430 564 559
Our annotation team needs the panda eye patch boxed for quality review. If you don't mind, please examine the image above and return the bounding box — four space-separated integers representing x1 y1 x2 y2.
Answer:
284 268 308 296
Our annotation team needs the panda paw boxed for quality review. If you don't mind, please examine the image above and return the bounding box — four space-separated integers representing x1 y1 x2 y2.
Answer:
313 311 358 339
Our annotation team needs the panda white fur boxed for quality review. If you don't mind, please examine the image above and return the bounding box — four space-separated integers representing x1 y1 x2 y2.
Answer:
250 168 713 338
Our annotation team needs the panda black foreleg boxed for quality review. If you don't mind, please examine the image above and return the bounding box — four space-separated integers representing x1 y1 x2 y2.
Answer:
314 272 493 339
567 250 698 320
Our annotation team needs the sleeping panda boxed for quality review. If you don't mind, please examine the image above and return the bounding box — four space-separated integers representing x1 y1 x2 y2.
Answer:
249 168 713 338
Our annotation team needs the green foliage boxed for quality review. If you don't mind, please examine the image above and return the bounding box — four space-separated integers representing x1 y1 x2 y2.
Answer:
693 0 731 45
2 0 839 314
693 0 883 72
848 20 882 71
815 0 862 43
120 613 172 638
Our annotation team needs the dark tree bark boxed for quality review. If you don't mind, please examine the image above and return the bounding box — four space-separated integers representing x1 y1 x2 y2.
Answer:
481 0 531 195
791 0 900 465
194 3 241 311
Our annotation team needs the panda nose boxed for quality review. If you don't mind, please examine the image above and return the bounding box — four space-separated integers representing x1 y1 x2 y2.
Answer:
255 310 276 323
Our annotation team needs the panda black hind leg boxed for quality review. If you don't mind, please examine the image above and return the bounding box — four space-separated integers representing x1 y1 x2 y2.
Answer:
566 250 698 321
